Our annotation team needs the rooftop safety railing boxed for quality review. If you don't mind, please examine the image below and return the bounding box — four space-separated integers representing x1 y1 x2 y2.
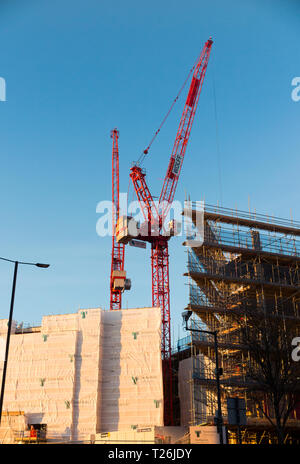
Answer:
202 203 300 231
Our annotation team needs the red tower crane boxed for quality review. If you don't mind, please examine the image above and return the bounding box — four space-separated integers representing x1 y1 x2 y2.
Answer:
119 38 213 424
110 129 125 310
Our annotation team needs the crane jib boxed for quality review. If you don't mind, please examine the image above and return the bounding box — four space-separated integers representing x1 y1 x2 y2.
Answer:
172 153 182 176
186 77 200 107
128 37 213 425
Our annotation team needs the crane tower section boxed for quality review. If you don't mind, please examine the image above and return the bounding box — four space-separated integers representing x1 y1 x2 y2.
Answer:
110 129 128 310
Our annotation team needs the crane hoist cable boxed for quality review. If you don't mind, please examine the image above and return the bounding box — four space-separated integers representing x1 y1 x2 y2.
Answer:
211 56 223 206
137 58 199 167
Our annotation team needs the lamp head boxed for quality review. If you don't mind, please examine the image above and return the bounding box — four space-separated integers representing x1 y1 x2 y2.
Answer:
182 310 192 324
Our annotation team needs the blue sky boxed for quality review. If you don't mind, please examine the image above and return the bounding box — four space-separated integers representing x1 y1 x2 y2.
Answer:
0 0 299 341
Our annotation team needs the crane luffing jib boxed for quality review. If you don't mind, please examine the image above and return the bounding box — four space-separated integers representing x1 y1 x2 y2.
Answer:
130 37 213 228
128 38 213 425
112 128 120 233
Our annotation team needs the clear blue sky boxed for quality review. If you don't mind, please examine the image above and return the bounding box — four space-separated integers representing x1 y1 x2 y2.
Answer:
0 0 299 342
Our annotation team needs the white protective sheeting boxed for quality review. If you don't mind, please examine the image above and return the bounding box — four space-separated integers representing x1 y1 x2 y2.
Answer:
2 328 78 440
178 354 217 427
0 413 27 444
178 357 194 426
0 307 163 442
93 426 189 444
100 307 164 431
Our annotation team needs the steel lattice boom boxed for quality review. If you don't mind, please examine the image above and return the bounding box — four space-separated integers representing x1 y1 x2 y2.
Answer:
110 128 125 310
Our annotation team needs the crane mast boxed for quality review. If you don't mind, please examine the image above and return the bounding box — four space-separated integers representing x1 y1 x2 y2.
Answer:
127 38 213 424
110 128 125 310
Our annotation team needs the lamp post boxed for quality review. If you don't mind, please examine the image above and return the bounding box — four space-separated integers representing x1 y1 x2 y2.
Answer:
182 310 224 444
0 257 50 424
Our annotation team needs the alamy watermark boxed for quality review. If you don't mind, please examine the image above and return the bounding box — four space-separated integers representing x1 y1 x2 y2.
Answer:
291 77 300 102
0 77 6 101
96 195 204 247
292 337 300 362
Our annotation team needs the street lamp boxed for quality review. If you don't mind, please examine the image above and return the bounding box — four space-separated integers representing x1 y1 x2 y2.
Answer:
0 257 50 424
182 310 224 444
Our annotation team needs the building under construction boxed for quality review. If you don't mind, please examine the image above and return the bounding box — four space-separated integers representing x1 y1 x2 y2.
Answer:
0 305 216 444
0 307 165 443
174 202 300 444
1 202 300 444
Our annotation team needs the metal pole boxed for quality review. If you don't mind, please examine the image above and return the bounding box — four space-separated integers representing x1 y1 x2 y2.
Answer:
214 331 224 444
0 261 18 424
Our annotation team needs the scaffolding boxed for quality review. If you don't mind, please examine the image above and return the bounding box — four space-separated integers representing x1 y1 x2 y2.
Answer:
176 203 300 442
